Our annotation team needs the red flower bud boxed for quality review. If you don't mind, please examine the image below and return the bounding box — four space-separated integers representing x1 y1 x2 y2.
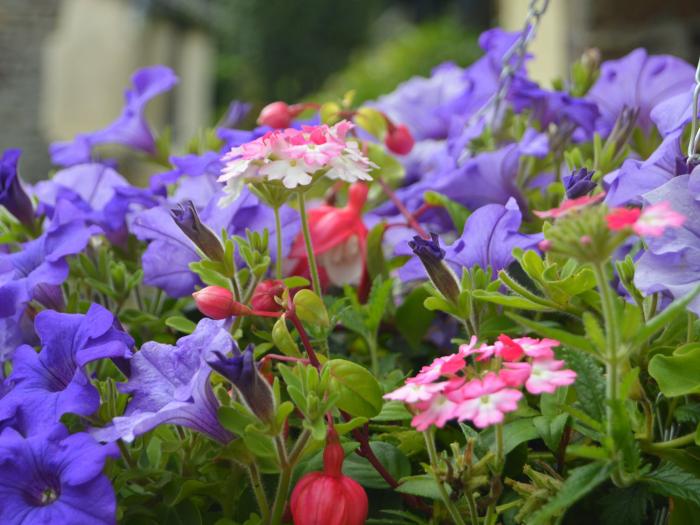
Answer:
192 286 252 319
251 279 285 313
384 124 414 155
258 101 295 129
291 429 368 525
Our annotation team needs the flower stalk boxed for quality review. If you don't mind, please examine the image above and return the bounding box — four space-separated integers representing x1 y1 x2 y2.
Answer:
297 192 323 295
423 428 468 525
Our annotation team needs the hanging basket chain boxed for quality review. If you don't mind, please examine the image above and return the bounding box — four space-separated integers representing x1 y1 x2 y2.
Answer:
687 57 700 161
489 0 550 129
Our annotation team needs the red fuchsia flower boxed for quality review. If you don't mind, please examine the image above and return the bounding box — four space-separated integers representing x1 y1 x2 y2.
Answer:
257 101 300 128
534 193 605 219
384 124 415 155
193 286 254 319
288 183 370 288
447 373 523 429
290 428 368 525
218 121 376 201
606 201 686 237
250 279 285 313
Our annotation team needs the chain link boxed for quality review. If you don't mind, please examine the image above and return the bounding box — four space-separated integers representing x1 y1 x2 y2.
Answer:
687 57 700 160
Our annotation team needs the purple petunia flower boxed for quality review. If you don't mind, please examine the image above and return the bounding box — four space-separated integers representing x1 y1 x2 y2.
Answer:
0 304 133 435
0 149 34 227
92 318 234 444
49 65 179 167
0 424 117 525
635 167 700 315
604 128 685 206
587 49 695 136
398 198 542 281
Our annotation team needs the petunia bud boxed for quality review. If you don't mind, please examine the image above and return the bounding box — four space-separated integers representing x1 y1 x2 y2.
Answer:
258 101 295 129
170 201 225 262
563 168 596 199
208 345 275 423
251 279 285 313
291 428 368 525
408 233 460 304
193 286 246 319
384 124 414 155
0 149 35 227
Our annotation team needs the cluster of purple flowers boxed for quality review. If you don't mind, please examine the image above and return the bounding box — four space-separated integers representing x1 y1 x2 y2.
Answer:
0 23 698 523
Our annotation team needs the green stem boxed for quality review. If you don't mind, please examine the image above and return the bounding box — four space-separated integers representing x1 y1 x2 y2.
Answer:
117 440 136 469
423 429 468 525
247 464 270 522
592 263 619 420
268 430 311 525
495 423 505 472
297 192 322 295
647 432 696 451
273 205 284 280
368 337 379 376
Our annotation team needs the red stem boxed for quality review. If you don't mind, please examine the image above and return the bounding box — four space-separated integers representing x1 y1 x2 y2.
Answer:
376 176 429 239
287 312 321 369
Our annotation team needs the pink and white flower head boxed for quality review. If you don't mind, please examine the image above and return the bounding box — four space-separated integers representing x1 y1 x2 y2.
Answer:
448 373 522 428
535 193 604 219
383 381 450 404
607 202 685 237
408 351 466 385
512 337 560 360
523 359 577 394
410 394 459 432
218 121 376 202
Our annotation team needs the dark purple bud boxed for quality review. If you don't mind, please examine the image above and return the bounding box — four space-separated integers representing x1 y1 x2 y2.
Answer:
0 149 34 227
563 168 596 199
170 200 225 262
208 345 274 423
408 233 460 303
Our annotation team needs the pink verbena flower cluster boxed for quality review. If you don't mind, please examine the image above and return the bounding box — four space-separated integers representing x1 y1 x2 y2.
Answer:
218 121 375 199
384 335 576 431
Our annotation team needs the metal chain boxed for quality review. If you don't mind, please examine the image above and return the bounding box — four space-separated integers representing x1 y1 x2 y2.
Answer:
489 0 550 128
687 57 700 161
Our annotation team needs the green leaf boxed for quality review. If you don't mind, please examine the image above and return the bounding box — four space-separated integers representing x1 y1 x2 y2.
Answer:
164 316 196 334
366 223 389 281
527 461 614 525
293 290 330 328
396 474 449 500
649 344 700 397
218 405 258 435
327 359 383 418
354 107 388 138
373 401 413 422
423 191 470 233
481 418 539 455
395 287 435 350
473 290 555 311
644 461 700 506
271 317 302 357
559 347 606 422
599 486 650 525
283 276 310 289
533 413 569 453
366 277 393 333
634 284 700 346
670 499 700 525
582 312 606 352
342 442 411 489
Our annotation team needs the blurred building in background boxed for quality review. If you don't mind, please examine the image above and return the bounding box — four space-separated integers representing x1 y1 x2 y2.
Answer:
1 0 218 180
1 0 700 181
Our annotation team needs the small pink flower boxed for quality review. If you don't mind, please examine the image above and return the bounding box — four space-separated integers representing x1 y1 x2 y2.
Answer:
499 362 531 387
496 334 524 361
523 359 576 394
448 373 522 428
535 193 604 219
383 381 449 404
410 394 459 431
408 351 466 385
512 337 560 360
633 202 686 237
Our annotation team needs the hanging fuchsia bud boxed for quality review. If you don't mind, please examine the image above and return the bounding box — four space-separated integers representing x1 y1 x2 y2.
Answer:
384 124 414 155
251 279 285 313
291 428 368 525
193 286 251 319
258 101 297 128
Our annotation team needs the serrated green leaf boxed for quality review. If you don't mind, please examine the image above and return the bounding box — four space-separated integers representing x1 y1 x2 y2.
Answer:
644 461 700 506
559 347 606 422
343 442 411 489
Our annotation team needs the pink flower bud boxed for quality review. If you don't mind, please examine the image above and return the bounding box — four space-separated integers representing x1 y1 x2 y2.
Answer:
384 124 414 155
291 428 368 525
251 279 285 313
257 101 294 129
538 239 552 252
193 286 248 319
